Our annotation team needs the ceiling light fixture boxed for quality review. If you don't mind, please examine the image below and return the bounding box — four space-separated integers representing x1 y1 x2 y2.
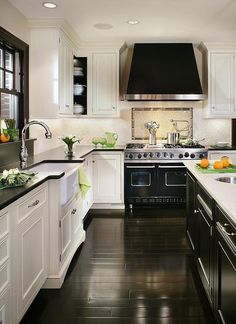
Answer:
127 20 140 25
42 2 57 9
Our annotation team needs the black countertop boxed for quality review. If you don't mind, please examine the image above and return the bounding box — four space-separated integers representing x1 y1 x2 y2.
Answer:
0 145 125 210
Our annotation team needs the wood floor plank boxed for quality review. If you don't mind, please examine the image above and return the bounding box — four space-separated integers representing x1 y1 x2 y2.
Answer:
20 208 216 324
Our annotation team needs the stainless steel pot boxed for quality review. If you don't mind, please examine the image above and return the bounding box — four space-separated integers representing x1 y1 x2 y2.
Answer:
167 132 180 145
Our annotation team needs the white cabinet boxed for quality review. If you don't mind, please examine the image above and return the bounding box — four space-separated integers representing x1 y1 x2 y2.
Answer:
59 34 74 115
29 22 78 118
92 52 118 116
16 185 48 322
45 177 85 289
0 209 11 324
93 152 124 204
200 43 236 118
81 155 93 218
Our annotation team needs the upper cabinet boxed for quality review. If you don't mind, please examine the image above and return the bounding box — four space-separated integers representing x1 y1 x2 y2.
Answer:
73 45 122 118
92 52 118 116
199 43 236 118
29 20 79 119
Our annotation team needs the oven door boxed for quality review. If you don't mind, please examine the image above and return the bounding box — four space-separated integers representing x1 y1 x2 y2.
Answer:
124 164 158 202
157 163 186 197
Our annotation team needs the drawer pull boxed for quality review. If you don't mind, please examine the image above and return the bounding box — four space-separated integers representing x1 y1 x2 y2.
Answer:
71 208 77 215
28 199 40 208
219 223 236 237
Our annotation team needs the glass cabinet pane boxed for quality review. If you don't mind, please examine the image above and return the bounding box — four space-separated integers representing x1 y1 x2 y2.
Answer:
5 51 13 71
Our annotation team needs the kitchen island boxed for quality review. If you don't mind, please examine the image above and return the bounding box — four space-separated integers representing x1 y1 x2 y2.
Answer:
184 160 236 324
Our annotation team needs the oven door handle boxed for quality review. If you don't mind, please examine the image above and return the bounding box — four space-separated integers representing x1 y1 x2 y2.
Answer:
158 165 186 169
126 165 156 169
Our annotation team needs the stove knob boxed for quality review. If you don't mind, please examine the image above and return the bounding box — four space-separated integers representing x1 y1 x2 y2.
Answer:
190 153 195 159
170 153 174 159
143 152 148 158
179 153 183 159
199 153 204 159
138 153 142 159
184 152 189 158
129 153 134 159
163 152 168 158
149 152 154 158
156 152 161 158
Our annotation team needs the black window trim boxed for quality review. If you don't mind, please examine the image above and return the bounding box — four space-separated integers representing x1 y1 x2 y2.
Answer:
0 26 29 132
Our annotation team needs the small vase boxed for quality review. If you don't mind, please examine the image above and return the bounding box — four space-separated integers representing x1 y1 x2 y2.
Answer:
64 146 74 157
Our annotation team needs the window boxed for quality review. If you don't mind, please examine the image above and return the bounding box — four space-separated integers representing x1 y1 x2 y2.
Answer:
0 27 29 133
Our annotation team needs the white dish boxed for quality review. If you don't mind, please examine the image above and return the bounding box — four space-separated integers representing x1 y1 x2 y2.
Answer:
216 141 229 147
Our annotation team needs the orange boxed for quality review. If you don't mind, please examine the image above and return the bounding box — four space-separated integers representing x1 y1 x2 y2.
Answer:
200 158 209 168
221 156 230 168
213 160 224 169
0 133 10 142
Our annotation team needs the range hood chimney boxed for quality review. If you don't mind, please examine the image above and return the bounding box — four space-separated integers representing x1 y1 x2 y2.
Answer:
124 43 204 101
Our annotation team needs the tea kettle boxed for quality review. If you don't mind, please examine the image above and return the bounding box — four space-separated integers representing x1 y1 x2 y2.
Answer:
105 132 118 147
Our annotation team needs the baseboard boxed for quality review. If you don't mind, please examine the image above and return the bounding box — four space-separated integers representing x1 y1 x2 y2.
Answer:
92 203 125 209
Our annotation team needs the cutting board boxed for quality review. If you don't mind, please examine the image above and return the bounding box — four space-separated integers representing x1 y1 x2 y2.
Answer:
195 163 236 174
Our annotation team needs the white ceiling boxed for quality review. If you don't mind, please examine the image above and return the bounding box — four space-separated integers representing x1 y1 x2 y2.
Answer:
8 0 236 43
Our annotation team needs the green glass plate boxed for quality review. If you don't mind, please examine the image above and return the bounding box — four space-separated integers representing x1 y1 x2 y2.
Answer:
195 163 236 173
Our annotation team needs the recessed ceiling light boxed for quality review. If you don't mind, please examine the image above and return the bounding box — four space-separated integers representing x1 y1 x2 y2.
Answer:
94 23 113 30
42 2 57 9
127 20 140 25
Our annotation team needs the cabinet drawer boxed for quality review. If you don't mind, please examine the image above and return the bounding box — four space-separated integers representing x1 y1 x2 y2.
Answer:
196 183 213 217
0 261 10 295
17 187 47 223
0 212 9 241
0 238 9 267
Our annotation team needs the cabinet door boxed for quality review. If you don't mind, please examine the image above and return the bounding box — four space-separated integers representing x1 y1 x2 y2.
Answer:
209 52 235 117
92 53 118 116
81 157 93 218
0 287 11 324
60 209 72 263
71 199 83 245
17 201 48 321
93 154 122 203
186 173 198 252
197 194 213 302
59 35 73 115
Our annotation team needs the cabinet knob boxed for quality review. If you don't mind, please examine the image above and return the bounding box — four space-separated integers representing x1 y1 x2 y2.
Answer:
112 106 116 110
211 106 215 109
194 209 199 214
71 208 77 215
66 104 70 108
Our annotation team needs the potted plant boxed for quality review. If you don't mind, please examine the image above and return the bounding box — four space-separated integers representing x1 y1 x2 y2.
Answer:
59 135 81 157
3 119 19 142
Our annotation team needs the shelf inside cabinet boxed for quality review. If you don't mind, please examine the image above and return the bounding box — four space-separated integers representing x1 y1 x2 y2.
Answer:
73 56 87 115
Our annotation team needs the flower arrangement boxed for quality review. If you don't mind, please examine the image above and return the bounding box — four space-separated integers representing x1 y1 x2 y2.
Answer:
58 135 81 157
0 168 36 189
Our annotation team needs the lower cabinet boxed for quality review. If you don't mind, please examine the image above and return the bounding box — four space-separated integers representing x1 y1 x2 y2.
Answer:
215 205 236 324
93 152 124 204
196 184 214 304
16 185 48 322
186 172 236 324
82 155 93 218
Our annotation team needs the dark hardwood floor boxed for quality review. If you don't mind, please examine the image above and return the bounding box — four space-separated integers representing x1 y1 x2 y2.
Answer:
20 208 216 324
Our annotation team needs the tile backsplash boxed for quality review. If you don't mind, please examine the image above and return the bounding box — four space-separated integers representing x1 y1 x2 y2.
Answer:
132 107 193 140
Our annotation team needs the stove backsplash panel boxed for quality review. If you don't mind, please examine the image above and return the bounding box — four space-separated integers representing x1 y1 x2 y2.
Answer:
132 107 193 140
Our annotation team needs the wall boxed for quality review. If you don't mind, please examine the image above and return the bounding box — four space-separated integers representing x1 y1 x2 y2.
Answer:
0 0 30 44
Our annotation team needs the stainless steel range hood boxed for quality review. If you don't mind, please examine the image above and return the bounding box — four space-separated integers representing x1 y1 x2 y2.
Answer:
124 43 205 101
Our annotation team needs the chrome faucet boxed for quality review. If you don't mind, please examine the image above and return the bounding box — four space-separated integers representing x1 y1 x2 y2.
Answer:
20 120 52 169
